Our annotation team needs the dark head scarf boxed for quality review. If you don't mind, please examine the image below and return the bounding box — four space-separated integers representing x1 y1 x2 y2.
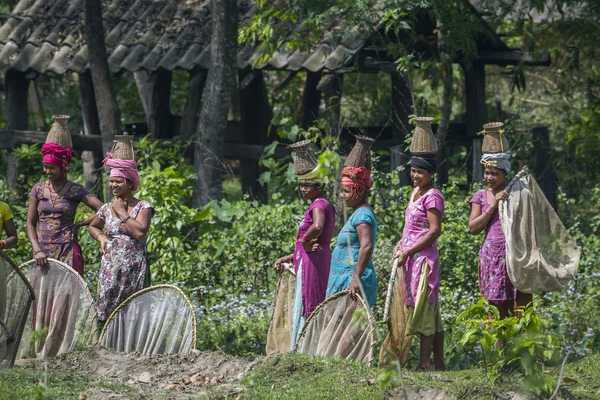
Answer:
410 155 438 172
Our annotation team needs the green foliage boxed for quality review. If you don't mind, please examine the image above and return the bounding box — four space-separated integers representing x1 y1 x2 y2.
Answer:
456 299 560 394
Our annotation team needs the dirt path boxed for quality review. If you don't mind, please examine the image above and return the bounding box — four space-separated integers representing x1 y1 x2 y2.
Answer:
21 346 260 399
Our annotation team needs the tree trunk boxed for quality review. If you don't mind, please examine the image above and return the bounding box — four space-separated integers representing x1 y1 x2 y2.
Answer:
436 28 453 186
192 0 238 207
5 69 29 189
181 68 207 141
463 61 487 185
79 70 104 200
301 71 322 129
84 0 122 157
149 69 173 138
239 70 271 202
532 125 558 210
391 72 413 186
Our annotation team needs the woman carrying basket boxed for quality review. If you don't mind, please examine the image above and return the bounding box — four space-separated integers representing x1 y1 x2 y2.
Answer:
275 140 335 349
27 115 103 276
326 136 378 307
393 118 445 371
89 136 154 323
468 123 531 319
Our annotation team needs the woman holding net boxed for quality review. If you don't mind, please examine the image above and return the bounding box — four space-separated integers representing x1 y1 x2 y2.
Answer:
89 136 154 323
275 140 335 349
326 136 378 308
468 123 531 319
27 116 103 276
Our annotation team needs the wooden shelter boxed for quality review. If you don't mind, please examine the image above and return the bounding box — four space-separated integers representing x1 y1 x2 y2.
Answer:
0 0 550 195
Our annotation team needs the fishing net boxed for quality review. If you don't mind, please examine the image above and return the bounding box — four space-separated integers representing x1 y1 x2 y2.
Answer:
500 167 580 293
99 285 196 355
17 259 97 359
294 291 375 365
0 252 34 367
266 265 296 355
379 259 412 367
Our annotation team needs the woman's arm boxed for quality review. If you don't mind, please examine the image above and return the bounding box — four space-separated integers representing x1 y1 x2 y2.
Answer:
26 195 46 265
74 194 105 229
301 207 326 252
89 213 108 253
348 222 373 298
468 190 507 235
1 219 18 249
115 208 153 241
395 208 442 265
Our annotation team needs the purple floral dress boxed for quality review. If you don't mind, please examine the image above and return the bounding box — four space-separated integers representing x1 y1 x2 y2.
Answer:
402 187 444 307
469 189 516 303
96 200 153 321
30 181 89 275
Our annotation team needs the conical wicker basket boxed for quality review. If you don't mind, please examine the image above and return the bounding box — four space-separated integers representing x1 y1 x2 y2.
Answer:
290 140 318 176
410 117 437 154
46 115 73 148
111 135 135 160
345 135 375 170
480 122 509 153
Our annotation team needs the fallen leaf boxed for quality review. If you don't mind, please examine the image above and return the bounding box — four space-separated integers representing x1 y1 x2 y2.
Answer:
563 377 578 383
463 376 472 380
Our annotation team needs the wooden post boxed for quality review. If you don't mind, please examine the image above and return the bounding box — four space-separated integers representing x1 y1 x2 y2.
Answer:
301 71 322 129
78 70 104 200
180 68 207 141
149 68 173 139
391 72 412 186
5 69 29 188
239 70 271 202
463 61 487 185
532 125 558 209
321 74 343 136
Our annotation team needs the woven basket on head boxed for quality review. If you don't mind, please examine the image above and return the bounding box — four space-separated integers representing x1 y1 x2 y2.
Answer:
479 122 509 153
46 115 73 148
410 117 437 155
290 140 318 176
344 135 375 170
111 135 135 160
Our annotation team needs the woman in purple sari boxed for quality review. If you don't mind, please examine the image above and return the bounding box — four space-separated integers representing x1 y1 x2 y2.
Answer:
275 140 335 348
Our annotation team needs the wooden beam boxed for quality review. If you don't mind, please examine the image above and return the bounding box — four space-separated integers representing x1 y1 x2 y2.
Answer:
532 125 558 210
274 71 298 92
5 69 29 188
181 68 207 141
391 72 412 185
149 68 173 138
301 71 322 129
463 61 488 184
478 50 551 66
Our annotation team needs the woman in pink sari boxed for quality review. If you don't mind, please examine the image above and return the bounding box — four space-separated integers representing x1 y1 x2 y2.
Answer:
27 142 103 276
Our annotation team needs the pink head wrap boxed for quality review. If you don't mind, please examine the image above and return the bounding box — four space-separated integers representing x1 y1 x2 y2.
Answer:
340 166 372 200
103 152 139 191
41 142 73 172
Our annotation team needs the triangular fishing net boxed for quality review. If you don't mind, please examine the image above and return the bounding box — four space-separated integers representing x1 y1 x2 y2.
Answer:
99 285 196 355
17 259 97 359
500 167 580 293
266 265 296 355
0 252 34 367
379 259 412 367
294 291 375 365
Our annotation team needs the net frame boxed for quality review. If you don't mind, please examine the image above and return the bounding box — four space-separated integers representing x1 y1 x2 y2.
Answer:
0 252 35 368
266 263 296 355
294 290 376 365
98 284 197 354
379 258 412 367
17 258 98 359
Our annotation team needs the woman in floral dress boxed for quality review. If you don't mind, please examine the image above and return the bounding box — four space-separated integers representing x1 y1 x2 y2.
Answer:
27 142 103 276
89 155 153 322
393 155 445 371
468 152 532 318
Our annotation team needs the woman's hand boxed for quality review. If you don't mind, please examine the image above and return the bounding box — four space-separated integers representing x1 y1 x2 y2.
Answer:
0 240 6 249
112 197 127 218
492 190 508 207
98 234 109 254
274 255 292 272
302 238 319 252
70 222 80 242
348 276 361 299
34 250 48 266
396 250 409 266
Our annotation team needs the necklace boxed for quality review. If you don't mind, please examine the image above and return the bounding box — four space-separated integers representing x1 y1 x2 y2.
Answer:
47 181 67 207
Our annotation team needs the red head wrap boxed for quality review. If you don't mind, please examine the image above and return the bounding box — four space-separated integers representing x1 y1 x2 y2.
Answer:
340 166 372 200
41 142 73 172
103 152 139 191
